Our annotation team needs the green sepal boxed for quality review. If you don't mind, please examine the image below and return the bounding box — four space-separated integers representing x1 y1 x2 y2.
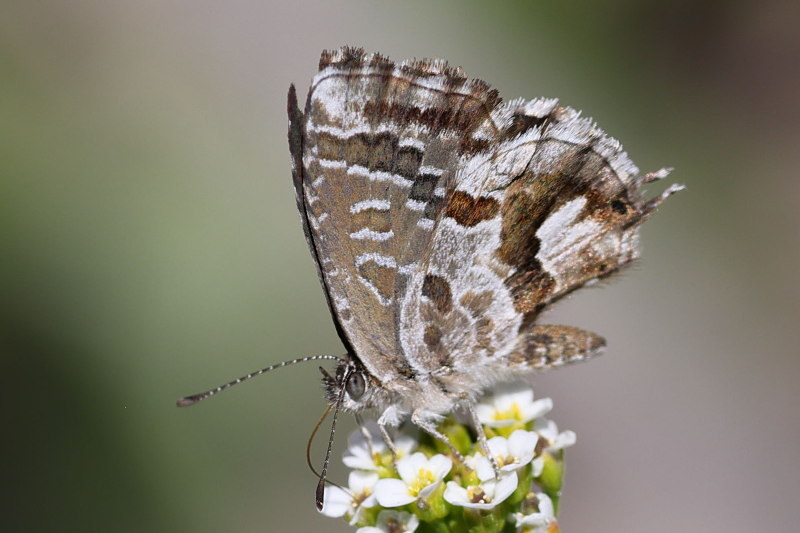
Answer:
509 463 534 505
461 505 507 533
417 519 453 533
352 505 381 528
412 480 449 522
536 451 564 514
433 419 473 457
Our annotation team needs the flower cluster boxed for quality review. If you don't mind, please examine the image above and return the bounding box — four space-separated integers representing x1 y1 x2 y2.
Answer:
319 383 574 532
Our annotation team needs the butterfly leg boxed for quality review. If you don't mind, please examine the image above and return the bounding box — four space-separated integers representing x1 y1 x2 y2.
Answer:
464 400 501 477
411 409 466 463
355 413 377 456
377 405 406 457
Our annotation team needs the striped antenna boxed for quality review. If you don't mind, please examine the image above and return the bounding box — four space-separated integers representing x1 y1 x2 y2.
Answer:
305 403 351 498
315 364 350 510
176 355 342 407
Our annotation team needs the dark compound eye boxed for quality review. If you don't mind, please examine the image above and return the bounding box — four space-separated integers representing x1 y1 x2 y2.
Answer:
345 371 366 400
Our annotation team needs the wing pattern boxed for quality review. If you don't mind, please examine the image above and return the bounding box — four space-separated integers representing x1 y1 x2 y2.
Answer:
290 47 680 397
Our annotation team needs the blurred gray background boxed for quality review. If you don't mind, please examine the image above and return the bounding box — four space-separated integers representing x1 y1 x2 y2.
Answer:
3 1 798 531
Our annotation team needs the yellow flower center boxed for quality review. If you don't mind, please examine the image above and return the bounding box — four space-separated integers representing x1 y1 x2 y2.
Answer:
408 468 435 496
353 487 373 506
496 454 518 468
467 486 491 504
494 402 523 421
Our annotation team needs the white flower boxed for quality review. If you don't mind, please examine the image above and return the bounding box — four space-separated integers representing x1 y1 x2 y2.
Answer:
319 470 378 523
343 421 417 471
374 452 452 507
487 429 539 472
511 493 557 532
476 384 553 427
356 510 419 533
534 419 576 452
443 454 518 510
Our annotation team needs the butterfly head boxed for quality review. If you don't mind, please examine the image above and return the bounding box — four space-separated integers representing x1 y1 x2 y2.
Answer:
321 356 384 412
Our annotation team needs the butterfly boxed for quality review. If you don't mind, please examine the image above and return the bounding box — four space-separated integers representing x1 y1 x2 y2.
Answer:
181 46 681 509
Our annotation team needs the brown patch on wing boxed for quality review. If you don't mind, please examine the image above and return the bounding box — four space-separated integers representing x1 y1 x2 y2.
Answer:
459 290 498 355
357 259 395 303
315 131 343 161
495 141 633 314
502 107 561 139
394 146 423 179
350 208 392 233
349 132 397 171
421 274 453 314
423 196 444 220
362 93 500 142
423 324 443 352
474 317 496 355
497 178 559 313
409 171 440 202
445 191 500 227
523 153 642 294
459 290 493 318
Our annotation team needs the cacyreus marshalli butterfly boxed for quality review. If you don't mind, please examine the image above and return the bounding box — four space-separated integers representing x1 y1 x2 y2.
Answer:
178 47 682 509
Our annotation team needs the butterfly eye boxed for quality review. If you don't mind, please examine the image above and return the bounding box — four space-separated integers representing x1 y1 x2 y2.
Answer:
345 371 366 400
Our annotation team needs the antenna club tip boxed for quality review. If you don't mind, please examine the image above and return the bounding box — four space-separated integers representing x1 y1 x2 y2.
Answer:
176 396 198 407
315 479 325 511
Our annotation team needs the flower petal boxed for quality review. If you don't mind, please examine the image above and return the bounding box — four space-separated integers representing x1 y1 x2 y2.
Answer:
417 477 443 499
343 423 385 470
537 493 555 517
487 435 510 458
348 471 379 494
370 510 419 532
490 470 518 505
394 433 418 458
526 398 553 421
512 493 557 531
319 485 352 517
395 452 426 484
534 419 576 451
552 430 576 450
531 456 545 477
498 388 534 411
443 481 470 506
505 429 537 468
427 454 453 479
374 478 415 507
473 455 496 482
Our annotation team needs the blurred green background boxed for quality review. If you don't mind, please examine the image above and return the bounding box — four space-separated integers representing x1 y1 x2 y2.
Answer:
3 1 798 531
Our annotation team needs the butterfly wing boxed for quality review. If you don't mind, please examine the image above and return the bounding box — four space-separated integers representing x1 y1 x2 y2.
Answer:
290 48 506 384
388 73 681 385
290 47 680 391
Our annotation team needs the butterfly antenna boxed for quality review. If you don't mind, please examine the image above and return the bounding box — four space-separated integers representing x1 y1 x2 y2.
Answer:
176 355 341 407
315 367 349 511
305 404 351 497
306 403 333 479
